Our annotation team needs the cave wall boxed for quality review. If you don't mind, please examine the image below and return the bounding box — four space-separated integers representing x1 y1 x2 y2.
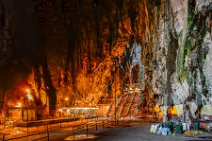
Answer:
150 0 212 113
0 0 211 116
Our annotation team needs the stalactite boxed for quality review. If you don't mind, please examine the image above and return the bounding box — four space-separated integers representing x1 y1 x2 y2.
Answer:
34 64 42 93
129 0 137 34
93 0 103 58
109 22 114 53
210 12 212 34
155 0 161 6
41 55 56 115
115 0 124 19
0 1 5 29
62 0 80 85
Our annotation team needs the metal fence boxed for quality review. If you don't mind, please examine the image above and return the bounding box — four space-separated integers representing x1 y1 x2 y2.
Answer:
72 119 111 136
0 117 111 141
0 124 49 141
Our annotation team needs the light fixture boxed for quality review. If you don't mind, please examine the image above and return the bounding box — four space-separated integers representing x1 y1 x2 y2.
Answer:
26 89 30 94
65 97 68 101
16 102 22 108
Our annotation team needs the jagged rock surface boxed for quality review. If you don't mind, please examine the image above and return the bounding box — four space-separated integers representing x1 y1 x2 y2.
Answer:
0 0 211 115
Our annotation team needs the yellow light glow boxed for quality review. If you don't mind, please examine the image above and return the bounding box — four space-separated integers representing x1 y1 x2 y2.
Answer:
70 107 99 110
154 104 160 112
65 97 68 101
154 104 163 119
169 105 178 115
65 134 97 140
26 89 30 93
16 102 22 108
59 108 62 112
27 93 33 100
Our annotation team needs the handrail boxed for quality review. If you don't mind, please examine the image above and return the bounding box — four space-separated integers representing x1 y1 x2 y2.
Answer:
126 92 136 116
17 117 80 127
116 95 126 117
0 132 4 141
1 124 49 141
116 96 122 109
1 119 111 141
107 102 113 117
120 93 129 117
129 92 139 116
6 131 49 141
71 119 111 137
112 96 122 117
135 93 144 116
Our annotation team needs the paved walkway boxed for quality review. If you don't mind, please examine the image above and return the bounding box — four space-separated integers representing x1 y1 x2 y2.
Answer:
1 120 212 141
49 121 212 141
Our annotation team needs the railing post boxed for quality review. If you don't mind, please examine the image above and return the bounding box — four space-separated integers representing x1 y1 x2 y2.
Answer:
102 121 104 128
96 121 98 131
2 134 4 141
72 126 75 139
47 124 50 141
86 124 88 137
3 119 5 129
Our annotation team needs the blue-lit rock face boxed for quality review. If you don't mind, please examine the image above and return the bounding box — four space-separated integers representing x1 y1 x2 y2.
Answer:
0 0 211 116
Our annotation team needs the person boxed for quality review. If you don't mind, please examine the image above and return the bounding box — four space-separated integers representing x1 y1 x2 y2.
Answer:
184 105 191 121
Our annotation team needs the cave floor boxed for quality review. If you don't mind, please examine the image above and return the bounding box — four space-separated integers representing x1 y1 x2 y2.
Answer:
48 121 212 141
2 119 211 141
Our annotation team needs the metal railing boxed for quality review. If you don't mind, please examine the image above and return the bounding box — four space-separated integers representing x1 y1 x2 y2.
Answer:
126 92 136 116
0 124 49 141
0 133 4 141
120 93 129 117
71 119 111 137
106 102 113 117
0 117 112 141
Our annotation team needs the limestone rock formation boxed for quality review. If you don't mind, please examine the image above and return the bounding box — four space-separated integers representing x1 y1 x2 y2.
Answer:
0 0 211 116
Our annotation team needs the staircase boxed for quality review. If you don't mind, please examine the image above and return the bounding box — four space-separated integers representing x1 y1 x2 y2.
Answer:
120 94 129 117
106 102 113 117
121 93 134 117
135 93 144 117
107 96 121 118
128 92 140 117
107 92 144 119
126 92 136 116
116 94 127 117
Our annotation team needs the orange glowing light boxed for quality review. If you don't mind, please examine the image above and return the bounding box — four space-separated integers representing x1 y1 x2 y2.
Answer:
16 102 22 108
154 104 163 119
26 89 30 93
65 97 68 101
169 105 178 115
26 88 33 100
27 93 33 100
154 104 160 113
